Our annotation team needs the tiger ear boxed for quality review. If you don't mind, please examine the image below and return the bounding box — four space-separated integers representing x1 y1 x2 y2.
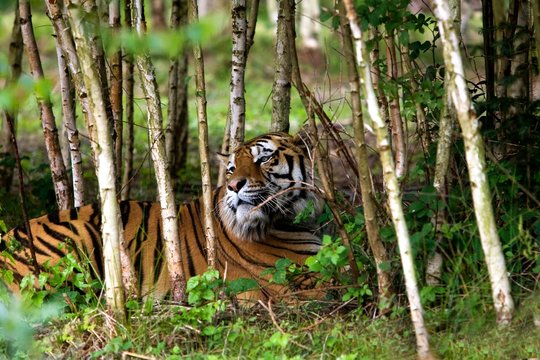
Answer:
216 152 229 165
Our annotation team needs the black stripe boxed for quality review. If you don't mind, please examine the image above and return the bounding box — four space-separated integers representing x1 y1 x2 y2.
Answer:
12 229 49 257
85 223 103 278
119 201 131 228
153 216 164 284
87 203 101 228
70 207 79 220
185 204 198 277
191 201 208 259
47 211 60 224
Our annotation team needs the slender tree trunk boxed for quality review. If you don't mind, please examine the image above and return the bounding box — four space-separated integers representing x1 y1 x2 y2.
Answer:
426 84 454 286
425 0 461 286
218 0 259 186
189 0 217 268
432 0 515 325
133 0 186 303
343 1 434 358
1 2 23 192
340 9 393 310
229 0 247 152
55 41 85 207
5 106 40 277
271 0 293 133
121 0 135 201
533 0 540 73
67 0 135 316
166 0 189 181
20 0 73 210
45 0 93 126
109 0 123 194
151 0 166 29
384 33 406 179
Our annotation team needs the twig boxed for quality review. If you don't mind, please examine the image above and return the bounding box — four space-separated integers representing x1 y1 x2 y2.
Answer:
259 300 311 351
122 351 156 360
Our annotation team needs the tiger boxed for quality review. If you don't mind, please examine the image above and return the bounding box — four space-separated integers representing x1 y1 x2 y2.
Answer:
0 132 322 301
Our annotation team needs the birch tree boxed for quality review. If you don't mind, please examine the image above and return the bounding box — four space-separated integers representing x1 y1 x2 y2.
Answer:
166 0 189 181
189 0 217 268
1 2 23 192
271 0 293 133
229 0 248 152
55 42 85 207
20 0 73 210
218 0 259 186
66 0 130 316
342 1 434 358
121 0 135 201
340 8 393 309
132 0 186 302
109 0 123 191
432 0 515 325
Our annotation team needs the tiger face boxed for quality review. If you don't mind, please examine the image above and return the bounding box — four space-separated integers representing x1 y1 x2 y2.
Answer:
219 133 318 242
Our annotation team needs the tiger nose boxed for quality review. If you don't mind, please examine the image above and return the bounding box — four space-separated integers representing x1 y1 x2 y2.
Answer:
227 178 247 193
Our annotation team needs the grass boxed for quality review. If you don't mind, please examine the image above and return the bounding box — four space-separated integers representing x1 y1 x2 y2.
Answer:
3 290 540 359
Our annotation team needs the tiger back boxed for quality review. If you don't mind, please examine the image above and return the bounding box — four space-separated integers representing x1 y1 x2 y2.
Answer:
0 133 322 301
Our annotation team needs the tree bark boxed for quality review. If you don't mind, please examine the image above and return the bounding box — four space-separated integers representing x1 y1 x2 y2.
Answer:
229 0 248 152
55 40 85 207
133 0 186 303
20 0 73 210
432 0 515 325
533 0 540 73
271 0 293 133
1 2 23 192
66 0 135 316
189 0 218 268
384 33 406 180
340 9 393 310
121 0 135 201
109 0 123 194
166 0 189 181
342 1 434 358
218 0 259 186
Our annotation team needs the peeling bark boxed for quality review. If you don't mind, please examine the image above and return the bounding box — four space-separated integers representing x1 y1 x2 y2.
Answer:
1 3 23 192
432 0 515 325
343 0 433 357
55 42 85 207
271 0 293 133
20 0 73 210
189 0 218 269
133 0 186 303
66 0 129 317
340 9 393 309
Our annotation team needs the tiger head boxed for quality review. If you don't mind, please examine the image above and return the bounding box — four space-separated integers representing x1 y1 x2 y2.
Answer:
218 132 319 242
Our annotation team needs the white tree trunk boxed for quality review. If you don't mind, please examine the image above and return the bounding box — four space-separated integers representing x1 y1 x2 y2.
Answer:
134 0 186 302
67 0 133 315
55 43 85 207
190 0 218 268
432 0 514 325
342 1 433 358
229 0 247 152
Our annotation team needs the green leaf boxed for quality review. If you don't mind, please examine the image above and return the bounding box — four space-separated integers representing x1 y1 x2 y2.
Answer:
227 278 258 295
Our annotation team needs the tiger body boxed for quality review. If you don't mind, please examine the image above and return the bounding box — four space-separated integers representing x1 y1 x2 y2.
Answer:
1 133 321 300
